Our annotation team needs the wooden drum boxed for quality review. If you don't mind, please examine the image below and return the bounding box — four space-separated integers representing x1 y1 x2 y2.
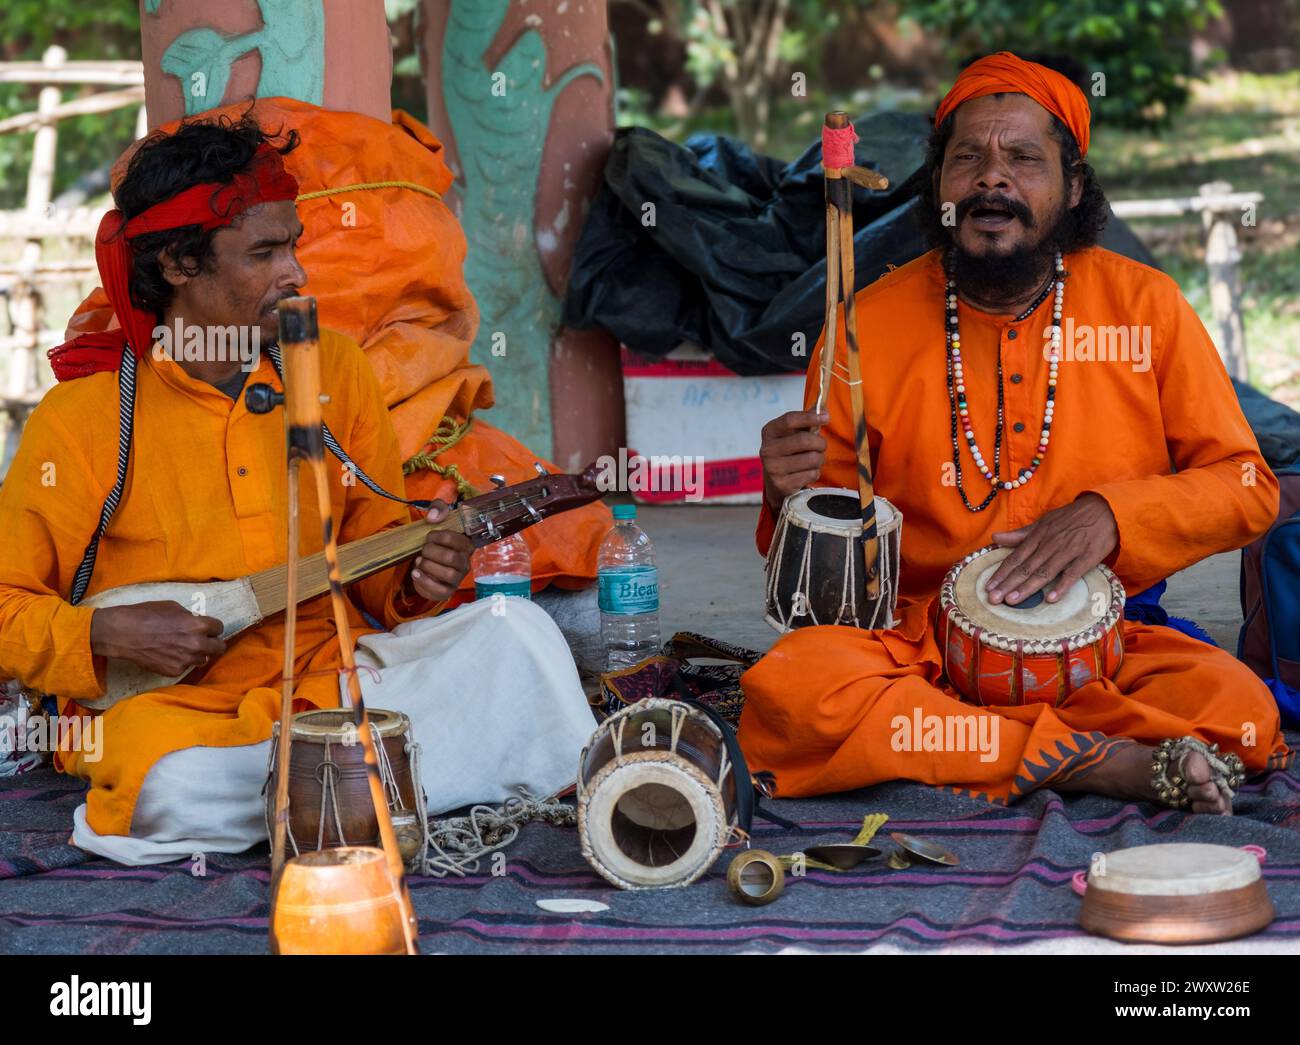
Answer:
577 698 739 890
267 707 425 866
938 545 1125 707
764 487 902 632
1075 843 1274 944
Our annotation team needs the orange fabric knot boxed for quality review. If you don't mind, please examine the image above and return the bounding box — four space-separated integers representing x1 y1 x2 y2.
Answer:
933 51 1091 157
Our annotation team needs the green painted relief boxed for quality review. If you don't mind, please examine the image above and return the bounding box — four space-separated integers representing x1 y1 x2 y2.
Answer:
148 0 325 116
443 0 604 454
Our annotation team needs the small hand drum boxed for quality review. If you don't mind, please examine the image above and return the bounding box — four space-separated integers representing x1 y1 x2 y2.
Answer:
577 698 739 890
266 708 425 867
764 487 902 632
1075 843 1274 944
938 545 1125 706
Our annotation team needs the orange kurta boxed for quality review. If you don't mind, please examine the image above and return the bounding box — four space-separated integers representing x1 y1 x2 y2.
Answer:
64 98 611 595
740 246 1289 801
0 329 439 837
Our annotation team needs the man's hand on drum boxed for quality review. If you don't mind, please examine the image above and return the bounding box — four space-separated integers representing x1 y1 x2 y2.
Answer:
406 499 474 603
987 493 1119 605
760 409 830 513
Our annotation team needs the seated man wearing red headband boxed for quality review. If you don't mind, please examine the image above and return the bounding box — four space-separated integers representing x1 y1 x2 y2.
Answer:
0 115 595 864
748 53 1287 815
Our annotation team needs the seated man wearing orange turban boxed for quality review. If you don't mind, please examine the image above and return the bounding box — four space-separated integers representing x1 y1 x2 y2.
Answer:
746 52 1288 814
0 115 596 864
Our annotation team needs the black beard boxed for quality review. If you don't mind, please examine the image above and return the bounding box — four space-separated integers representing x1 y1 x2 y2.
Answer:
945 201 1071 307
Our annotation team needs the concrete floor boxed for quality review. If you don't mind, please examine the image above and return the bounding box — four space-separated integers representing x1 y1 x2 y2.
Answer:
639 502 1246 654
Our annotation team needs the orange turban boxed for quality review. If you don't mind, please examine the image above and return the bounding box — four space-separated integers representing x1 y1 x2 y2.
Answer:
933 51 1091 157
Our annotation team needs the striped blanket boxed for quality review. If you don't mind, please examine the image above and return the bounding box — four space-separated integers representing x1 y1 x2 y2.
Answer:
3 747 1300 954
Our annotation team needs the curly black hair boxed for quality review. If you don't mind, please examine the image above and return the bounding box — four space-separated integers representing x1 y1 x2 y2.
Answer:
114 110 298 316
916 53 1109 255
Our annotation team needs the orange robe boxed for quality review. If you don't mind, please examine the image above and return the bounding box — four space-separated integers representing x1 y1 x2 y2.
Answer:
0 329 439 837
64 98 610 595
740 247 1290 802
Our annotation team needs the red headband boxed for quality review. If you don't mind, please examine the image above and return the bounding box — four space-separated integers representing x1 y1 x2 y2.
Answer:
48 142 299 381
934 52 1091 158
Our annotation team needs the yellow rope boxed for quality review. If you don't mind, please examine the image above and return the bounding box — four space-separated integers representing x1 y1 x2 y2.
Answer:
296 180 443 203
403 415 477 499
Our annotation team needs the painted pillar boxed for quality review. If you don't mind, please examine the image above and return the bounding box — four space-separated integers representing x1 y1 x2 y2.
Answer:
422 0 624 469
137 0 392 130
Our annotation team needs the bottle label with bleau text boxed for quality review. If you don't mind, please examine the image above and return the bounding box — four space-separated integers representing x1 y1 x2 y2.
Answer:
475 574 532 601
599 566 659 615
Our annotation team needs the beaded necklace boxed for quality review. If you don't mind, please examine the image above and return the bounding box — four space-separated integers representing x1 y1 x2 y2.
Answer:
944 252 1066 512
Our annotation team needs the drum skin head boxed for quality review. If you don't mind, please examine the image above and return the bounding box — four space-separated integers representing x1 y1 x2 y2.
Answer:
289 707 408 740
790 487 898 533
938 545 1126 706
953 545 1106 642
1089 843 1260 895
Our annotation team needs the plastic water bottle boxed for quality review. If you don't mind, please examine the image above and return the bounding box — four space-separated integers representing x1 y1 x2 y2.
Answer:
473 533 532 601
598 504 661 670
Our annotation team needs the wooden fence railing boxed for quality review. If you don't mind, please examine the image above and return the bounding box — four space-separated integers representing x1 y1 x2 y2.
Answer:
0 46 145 473
1111 182 1262 384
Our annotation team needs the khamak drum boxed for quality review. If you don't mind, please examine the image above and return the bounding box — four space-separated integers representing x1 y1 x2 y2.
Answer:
1074 844 1274 944
266 708 426 866
764 487 902 632
578 698 740 890
270 848 409 955
938 545 1125 707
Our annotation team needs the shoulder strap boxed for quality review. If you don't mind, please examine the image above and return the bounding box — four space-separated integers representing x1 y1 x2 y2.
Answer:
265 344 433 512
70 346 138 606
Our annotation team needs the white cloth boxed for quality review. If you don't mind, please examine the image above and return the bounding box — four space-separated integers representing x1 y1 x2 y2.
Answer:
71 597 595 865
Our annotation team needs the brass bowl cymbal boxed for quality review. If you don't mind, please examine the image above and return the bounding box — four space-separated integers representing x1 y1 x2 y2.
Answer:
890 832 959 866
802 843 882 870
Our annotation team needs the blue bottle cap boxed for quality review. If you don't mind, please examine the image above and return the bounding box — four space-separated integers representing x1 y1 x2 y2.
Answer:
612 504 637 521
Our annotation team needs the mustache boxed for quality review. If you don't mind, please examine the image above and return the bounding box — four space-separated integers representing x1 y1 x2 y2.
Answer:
264 290 301 312
956 193 1035 227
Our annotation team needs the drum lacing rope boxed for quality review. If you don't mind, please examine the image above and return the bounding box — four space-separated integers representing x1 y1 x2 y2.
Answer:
315 739 348 852
763 507 791 625
612 716 628 764
370 721 404 810
669 703 686 754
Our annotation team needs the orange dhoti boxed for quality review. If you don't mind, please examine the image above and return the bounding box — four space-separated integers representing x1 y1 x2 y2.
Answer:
740 596 1291 803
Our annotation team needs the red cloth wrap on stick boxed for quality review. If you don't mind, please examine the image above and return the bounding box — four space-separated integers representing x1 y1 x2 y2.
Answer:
48 142 299 381
821 124 859 170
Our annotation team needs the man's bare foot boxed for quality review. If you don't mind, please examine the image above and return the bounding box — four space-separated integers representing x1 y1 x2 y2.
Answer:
1055 740 1232 815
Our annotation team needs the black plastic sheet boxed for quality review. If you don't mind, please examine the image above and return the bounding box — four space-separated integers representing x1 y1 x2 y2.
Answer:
563 111 1154 376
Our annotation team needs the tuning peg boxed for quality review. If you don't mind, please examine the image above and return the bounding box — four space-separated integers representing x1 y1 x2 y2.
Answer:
533 462 548 476
489 474 507 489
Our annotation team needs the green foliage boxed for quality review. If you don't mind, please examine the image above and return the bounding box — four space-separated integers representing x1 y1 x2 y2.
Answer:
898 0 1223 128
0 2 142 209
